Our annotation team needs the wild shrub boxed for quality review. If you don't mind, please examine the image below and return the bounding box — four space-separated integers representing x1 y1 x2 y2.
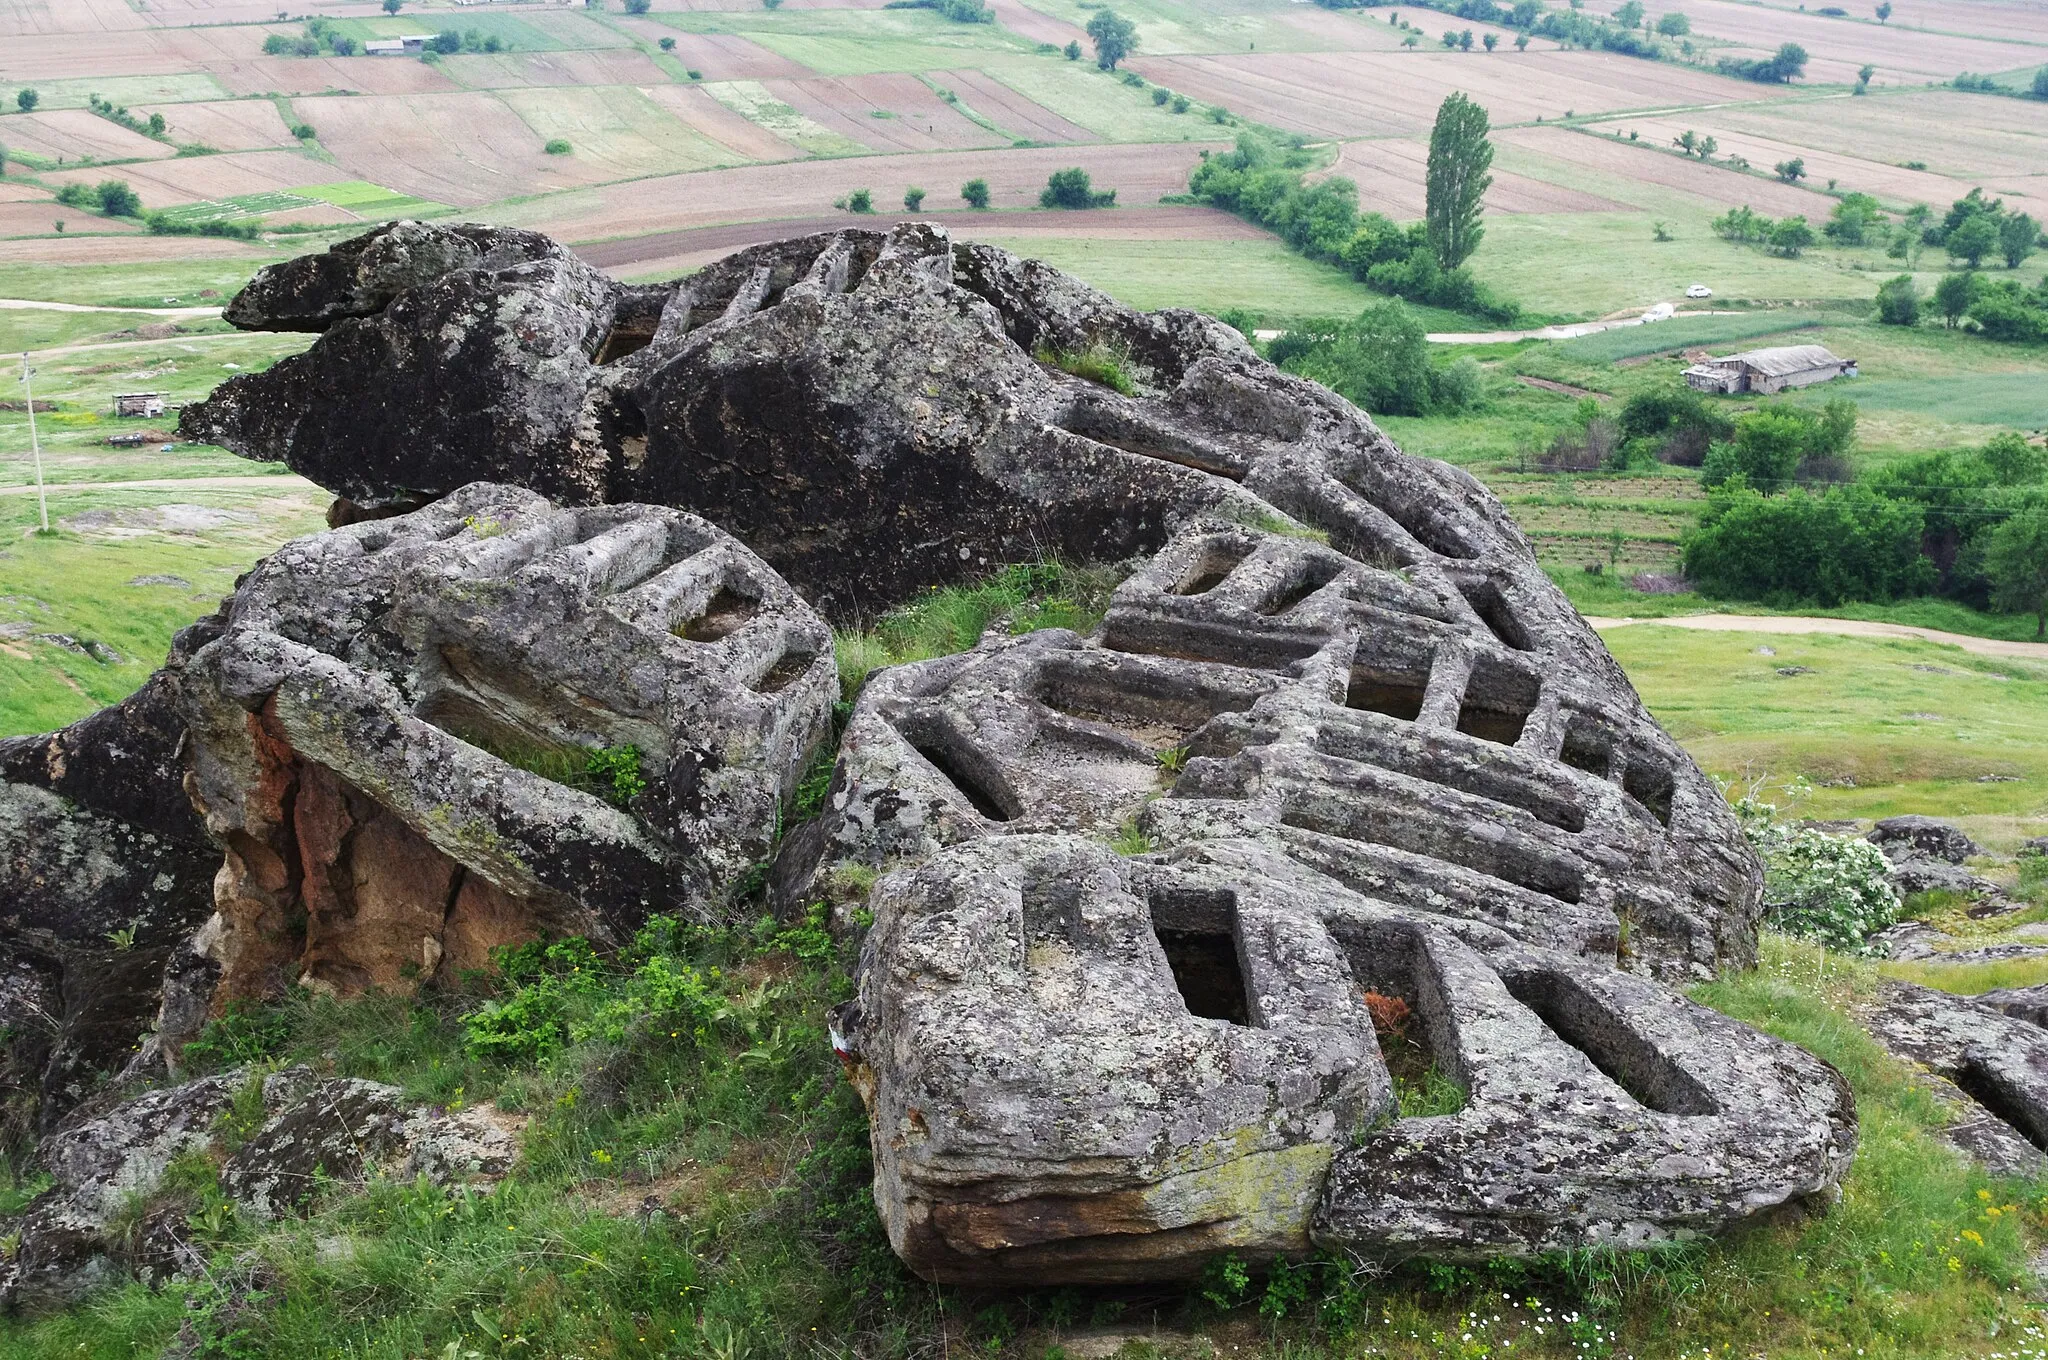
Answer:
1735 794 1899 950
1271 300 1483 417
1682 481 1933 605
1040 167 1115 208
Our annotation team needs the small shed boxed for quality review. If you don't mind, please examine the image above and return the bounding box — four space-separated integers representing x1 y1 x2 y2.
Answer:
112 392 166 419
1682 344 1858 395
364 38 405 54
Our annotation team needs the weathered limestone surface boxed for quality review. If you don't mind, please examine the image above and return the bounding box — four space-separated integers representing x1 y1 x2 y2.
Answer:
838 835 1851 1281
794 522 1756 982
16 221 1873 1291
179 481 835 1008
0 1066 517 1311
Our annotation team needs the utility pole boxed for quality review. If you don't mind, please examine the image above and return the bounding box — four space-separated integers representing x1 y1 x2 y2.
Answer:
20 352 47 534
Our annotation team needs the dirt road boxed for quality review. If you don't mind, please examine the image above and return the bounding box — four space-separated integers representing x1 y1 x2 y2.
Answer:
1586 614 2048 661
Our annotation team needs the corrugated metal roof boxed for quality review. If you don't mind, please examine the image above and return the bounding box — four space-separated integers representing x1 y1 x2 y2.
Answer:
1723 344 1848 376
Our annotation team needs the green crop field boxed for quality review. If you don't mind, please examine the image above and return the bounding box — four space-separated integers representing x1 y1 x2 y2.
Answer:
700 81 867 156
149 192 319 225
1554 310 1829 363
982 58 1221 139
661 7 1040 73
501 85 753 176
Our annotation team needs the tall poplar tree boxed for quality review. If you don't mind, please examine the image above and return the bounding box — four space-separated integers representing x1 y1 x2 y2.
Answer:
1425 92 1493 271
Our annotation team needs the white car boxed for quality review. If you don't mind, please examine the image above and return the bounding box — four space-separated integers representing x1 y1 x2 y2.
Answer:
1685 283 1714 299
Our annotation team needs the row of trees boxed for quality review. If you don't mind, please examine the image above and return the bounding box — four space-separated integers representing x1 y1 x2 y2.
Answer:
1883 271 2048 342
1681 420 2048 632
1189 95 1513 321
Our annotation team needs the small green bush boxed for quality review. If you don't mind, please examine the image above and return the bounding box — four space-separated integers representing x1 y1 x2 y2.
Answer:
903 185 925 211
845 187 873 213
1040 166 1115 208
543 138 572 155
1736 795 1900 950
1033 337 1136 394
960 176 990 208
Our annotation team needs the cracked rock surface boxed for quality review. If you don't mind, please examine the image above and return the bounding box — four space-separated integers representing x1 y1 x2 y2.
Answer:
179 481 835 1009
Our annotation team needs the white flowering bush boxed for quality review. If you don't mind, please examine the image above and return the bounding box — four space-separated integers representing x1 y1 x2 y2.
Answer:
1735 795 1900 951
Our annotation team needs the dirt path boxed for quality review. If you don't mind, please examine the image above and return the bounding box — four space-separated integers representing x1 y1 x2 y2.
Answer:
0 474 314 498
0 298 221 319
1586 613 2048 661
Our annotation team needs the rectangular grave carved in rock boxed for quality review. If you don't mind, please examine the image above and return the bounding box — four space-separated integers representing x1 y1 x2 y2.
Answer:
1560 719 1615 778
1035 655 1268 750
1334 919 1465 1110
1346 668 1427 722
1455 579 1531 652
1955 1060 2048 1151
1259 556 1344 617
900 719 1017 823
1502 969 1718 1116
1457 654 1540 746
676 585 760 643
1173 538 1253 596
1149 887 1251 1025
1623 756 1675 827
754 644 816 695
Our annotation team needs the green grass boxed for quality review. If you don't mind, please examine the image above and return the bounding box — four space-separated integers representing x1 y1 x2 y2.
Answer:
834 559 1124 701
659 7 1038 74
699 81 866 156
499 86 752 175
965 233 1473 328
1597 622 2048 840
0 486 326 735
1554 310 1831 363
149 191 320 225
979 59 1222 141
0 260 272 309
293 181 452 219
0 74 229 112
1011 0 1370 54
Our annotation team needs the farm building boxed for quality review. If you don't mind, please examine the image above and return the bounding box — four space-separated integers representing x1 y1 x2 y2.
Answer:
365 35 428 55
1682 344 1858 395
112 392 165 418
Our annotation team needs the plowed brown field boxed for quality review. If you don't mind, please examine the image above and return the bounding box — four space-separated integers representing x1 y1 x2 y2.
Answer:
6 110 175 163
1127 49 1768 138
930 67 1095 143
444 50 673 91
1334 137 1629 219
643 84 806 162
208 54 462 99
44 149 323 207
133 99 298 153
1577 0 2047 82
1497 126 1838 218
771 74 1006 152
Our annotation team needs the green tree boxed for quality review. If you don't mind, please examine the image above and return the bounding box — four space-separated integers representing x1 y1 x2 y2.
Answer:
625 0 651 9
2034 66 2048 99
146 111 166 136
1947 213 1999 267
1986 505 2048 638
1982 432 2046 486
543 138 572 155
1614 0 1644 25
1040 166 1114 208
1482 30 1497 49
1656 10 1689 33
961 177 990 208
1999 212 2037 268
1424 92 1492 271
846 187 873 213
1774 156 1805 183
903 185 926 211
1874 0 1891 19
1063 39 1081 60
1273 300 1459 417
1085 9 1137 69
1856 63 1875 89
1458 27 1474 48
95 179 140 216
1767 215 1814 256
1514 31 1529 48
1874 273 1920 325
1724 408 1810 490
659 36 676 50
1933 269 1979 327
382 0 401 12
15 89 37 112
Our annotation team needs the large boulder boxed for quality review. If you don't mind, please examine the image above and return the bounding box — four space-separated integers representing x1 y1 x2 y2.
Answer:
1868 814 1983 865
177 482 835 1009
837 835 1851 1282
793 521 1758 981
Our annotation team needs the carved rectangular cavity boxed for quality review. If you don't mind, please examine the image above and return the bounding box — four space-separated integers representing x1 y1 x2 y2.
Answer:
1623 756 1675 827
1035 655 1266 749
675 584 761 642
1560 719 1615 778
1457 655 1540 746
1173 538 1253 596
595 323 656 365
1280 793 1585 905
1313 721 1586 833
899 716 1017 822
1501 969 1718 1116
1456 580 1531 652
1259 556 1344 616
1955 1060 2048 1151
415 690 591 791
1334 919 1464 1100
1100 620 1326 674
754 643 817 695
1149 887 1250 1025
1346 668 1427 722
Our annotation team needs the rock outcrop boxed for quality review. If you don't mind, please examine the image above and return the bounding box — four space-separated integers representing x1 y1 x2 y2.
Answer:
0 1065 517 1310
0 636 223 1138
7 220 1872 1290
838 835 1851 1282
177 481 835 1008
